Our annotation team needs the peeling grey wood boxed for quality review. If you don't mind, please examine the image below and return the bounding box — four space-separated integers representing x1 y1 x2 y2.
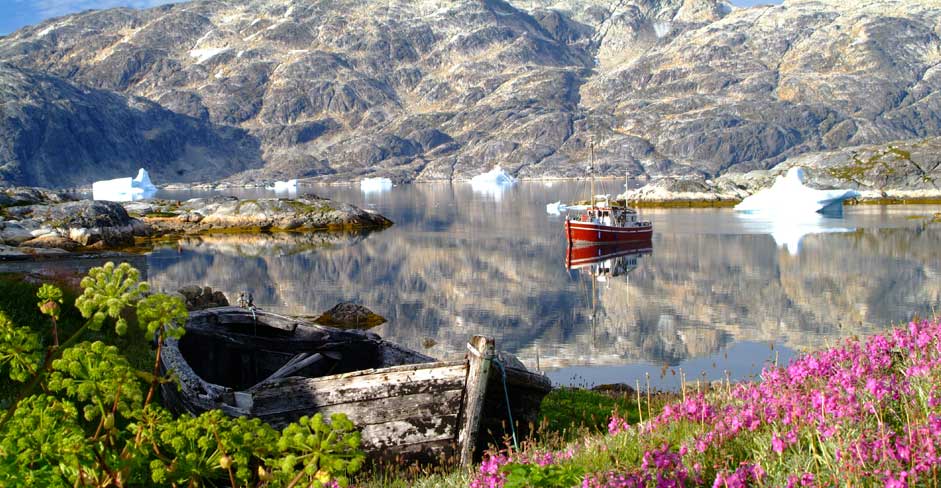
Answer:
160 311 553 465
249 352 328 390
250 363 469 410
458 335 495 467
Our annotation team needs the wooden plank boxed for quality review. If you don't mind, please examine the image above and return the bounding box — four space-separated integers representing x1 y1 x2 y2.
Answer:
360 415 459 450
249 363 468 408
249 353 328 390
259 389 464 428
458 336 494 467
367 438 458 465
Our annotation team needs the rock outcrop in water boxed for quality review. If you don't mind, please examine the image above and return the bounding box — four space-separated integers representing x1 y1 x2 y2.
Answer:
2 0 941 187
0 192 392 254
127 195 393 233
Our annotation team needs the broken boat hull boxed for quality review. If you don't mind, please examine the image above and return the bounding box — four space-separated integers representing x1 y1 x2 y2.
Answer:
159 307 551 465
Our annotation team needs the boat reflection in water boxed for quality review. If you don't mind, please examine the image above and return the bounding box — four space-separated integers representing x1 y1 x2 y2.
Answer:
565 241 653 278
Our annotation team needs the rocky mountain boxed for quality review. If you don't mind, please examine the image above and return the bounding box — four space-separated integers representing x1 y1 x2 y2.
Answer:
0 62 261 187
2 0 941 187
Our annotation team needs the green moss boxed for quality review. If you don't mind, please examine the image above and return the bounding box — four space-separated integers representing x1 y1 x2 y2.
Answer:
887 146 912 161
283 199 334 214
143 211 179 218
312 312 386 329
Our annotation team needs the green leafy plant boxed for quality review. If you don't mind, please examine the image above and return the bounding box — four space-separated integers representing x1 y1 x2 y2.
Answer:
0 262 367 487
273 413 366 487
0 312 42 383
502 461 585 488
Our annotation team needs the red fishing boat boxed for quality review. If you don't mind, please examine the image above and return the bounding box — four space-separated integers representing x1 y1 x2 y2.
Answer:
563 142 652 244
564 199 652 244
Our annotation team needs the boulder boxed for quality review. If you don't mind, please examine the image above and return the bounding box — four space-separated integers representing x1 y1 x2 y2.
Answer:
20 235 80 251
314 302 386 329
0 221 35 245
177 285 230 311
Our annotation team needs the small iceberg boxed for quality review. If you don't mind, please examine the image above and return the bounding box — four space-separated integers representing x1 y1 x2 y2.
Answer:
546 201 568 215
735 167 859 215
92 168 158 202
470 166 517 200
360 177 393 194
266 179 298 196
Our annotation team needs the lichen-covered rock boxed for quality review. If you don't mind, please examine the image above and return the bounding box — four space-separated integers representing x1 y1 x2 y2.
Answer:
0 200 150 248
20 235 80 251
138 196 393 233
314 302 386 329
177 285 230 311
4 200 150 247
621 176 747 206
0 187 76 207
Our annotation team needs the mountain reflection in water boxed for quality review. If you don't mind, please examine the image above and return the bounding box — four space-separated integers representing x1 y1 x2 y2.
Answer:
145 183 941 388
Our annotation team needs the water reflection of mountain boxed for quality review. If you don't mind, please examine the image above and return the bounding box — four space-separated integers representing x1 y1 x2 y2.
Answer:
147 216 941 372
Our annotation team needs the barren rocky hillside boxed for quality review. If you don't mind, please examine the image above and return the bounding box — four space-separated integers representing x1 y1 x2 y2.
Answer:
2 0 941 187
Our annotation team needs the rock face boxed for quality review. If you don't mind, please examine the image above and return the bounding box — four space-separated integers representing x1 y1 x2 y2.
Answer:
132 195 393 233
0 63 262 187
2 0 941 187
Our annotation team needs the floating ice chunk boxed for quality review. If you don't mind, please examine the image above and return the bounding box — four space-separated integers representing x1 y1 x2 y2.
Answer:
470 166 517 200
360 177 393 194
93 168 158 202
266 179 298 196
546 201 568 215
470 166 517 186
735 167 860 215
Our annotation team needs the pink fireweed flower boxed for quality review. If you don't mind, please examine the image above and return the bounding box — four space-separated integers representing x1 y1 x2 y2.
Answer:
771 432 785 454
608 414 630 436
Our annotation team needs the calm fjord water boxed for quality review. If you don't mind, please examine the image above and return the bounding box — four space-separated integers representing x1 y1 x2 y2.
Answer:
145 182 941 388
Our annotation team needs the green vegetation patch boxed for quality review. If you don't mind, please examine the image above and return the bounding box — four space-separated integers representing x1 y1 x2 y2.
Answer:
0 273 153 407
283 199 334 214
143 211 180 218
538 387 674 439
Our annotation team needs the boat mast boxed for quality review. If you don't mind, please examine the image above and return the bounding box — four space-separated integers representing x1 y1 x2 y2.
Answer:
589 138 595 209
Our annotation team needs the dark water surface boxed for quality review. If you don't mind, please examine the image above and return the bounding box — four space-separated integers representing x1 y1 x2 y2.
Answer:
135 182 941 387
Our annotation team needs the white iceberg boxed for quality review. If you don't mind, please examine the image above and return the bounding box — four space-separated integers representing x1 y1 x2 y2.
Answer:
92 168 158 202
360 177 393 194
546 201 568 215
470 166 517 200
735 167 860 215
266 179 298 196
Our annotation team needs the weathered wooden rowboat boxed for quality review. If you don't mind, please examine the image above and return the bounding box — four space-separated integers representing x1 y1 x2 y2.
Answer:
159 307 552 465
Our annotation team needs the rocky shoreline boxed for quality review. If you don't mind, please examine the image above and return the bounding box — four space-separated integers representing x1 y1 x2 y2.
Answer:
0 188 392 259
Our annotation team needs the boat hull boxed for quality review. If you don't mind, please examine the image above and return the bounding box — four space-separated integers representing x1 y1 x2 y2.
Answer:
565 220 653 244
159 307 551 465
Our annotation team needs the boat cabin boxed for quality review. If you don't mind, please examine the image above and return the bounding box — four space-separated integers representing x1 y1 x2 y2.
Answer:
579 205 638 227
